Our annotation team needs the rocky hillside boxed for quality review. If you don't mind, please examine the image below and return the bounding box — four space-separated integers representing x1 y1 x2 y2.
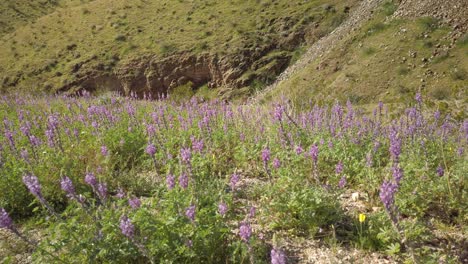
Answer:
261 0 467 115
0 0 466 109
0 0 92 36
0 0 357 96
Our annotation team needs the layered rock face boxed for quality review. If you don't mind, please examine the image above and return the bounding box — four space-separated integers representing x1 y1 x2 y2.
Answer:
58 48 291 97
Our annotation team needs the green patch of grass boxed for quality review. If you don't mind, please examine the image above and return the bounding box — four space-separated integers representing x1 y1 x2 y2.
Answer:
363 47 377 56
418 17 439 32
431 87 450 100
194 84 217 100
397 67 410 75
450 68 467 81
365 22 388 36
457 33 468 47
169 82 195 102
381 1 397 16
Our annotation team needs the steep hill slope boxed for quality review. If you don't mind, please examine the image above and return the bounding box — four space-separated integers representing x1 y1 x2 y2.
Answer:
0 0 92 36
0 0 357 95
260 0 467 116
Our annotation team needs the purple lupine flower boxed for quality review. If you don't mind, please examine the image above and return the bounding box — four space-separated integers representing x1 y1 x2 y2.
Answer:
180 147 192 164
60 176 76 197
185 205 196 222
415 93 422 104
457 147 464 157
129 197 141 209
120 215 135 239
85 172 97 186
273 105 283 121
436 165 444 177
230 173 240 192
271 248 287 264
146 143 157 156
338 176 347 188
262 147 271 163
335 161 344 174
295 145 304 155
101 145 109 156
5 130 15 149
379 180 397 211
392 165 404 185
273 158 281 169
389 130 401 162
20 149 29 163
0 208 13 230
239 222 252 242
309 144 319 164
218 202 228 216
45 129 55 147
97 183 108 200
249 206 256 218
191 136 204 153
22 174 42 199
116 188 126 199
166 174 175 190
179 173 188 189
29 135 41 147
146 124 156 137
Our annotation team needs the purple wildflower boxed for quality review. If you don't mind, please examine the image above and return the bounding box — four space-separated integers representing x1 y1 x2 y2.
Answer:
273 105 283 121
180 147 191 164
457 147 464 157
97 183 108 200
392 165 404 185
22 174 42 199
338 176 347 188
85 173 97 187
415 93 422 104
101 145 109 156
271 248 287 264
309 144 319 164
335 161 344 174
262 147 271 163
295 145 304 155
20 149 29 163
239 222 252 242
230 173 240 192
129 197 141 209
379 181 397 212
191 136 204 153
60 176 76 197
218 202 228 216
389 129 401 162
273 157 281 169
146 143 157 156
179 173 189 189
166 174 175 190
116 188 126 199
436 165 444 177
120 215 135 239
0 208 13 230
185 205 196 222
249 206 256 218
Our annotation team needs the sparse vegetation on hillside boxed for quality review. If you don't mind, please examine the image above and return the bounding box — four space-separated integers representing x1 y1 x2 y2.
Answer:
0 0 356 94
267 1 467 117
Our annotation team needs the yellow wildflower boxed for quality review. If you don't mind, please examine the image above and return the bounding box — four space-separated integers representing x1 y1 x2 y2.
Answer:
359 213 366 223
